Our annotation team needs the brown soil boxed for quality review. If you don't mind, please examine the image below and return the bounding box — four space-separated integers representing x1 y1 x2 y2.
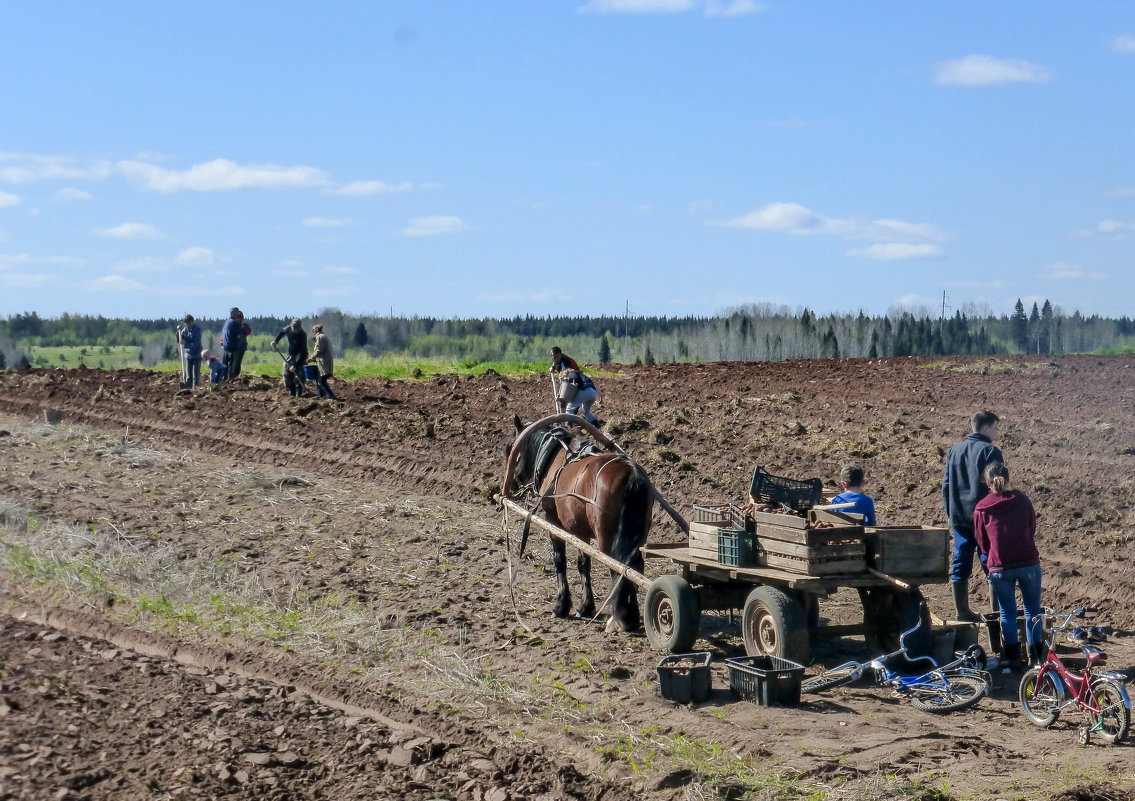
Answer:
1 355 1135 800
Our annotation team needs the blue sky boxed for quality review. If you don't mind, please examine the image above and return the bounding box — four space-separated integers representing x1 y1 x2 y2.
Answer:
1 1 1133 321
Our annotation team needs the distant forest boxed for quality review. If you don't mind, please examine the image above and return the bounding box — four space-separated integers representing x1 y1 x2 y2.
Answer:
1 298 1133 370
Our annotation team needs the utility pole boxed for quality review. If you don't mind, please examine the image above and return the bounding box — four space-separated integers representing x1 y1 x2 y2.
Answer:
624 299 630 358
940 290 950 322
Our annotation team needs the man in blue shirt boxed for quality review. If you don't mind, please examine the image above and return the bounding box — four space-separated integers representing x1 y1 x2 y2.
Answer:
832 464 876 526
178 314 203 389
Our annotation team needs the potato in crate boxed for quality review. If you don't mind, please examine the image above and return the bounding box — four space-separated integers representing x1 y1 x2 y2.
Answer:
656 652 713 703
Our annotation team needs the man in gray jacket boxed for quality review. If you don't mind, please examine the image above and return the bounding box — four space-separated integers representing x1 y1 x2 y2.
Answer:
942 410 1003 621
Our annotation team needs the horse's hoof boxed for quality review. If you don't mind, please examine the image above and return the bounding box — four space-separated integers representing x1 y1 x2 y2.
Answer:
604 617 627 634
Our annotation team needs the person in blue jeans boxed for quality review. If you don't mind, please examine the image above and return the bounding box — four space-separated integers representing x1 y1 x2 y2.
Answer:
178 314 203 388
550 346 600 426
973 460 1042 671
942 410 1003 621
831 464 876 526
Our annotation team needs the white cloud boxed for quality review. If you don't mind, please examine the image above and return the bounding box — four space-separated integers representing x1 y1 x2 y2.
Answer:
578 0 763 15
53 187 92 202
0 191 21 208
1045 262 1109 281
934 55 1051 87
321 265 358 275
1073 218 1135 239
715 201 949 260
1112 34 1135 53
114 257 170 273
1 272 53 288
303 216 352 228
176 246 217 266
0 152 112 184
335 180 413 196
96 222 164 240
118 158 330 193
274 267 311 278
400 215 472 237
1107 187 1135 198
846 243 944 260
0 252 86 268
86 275 147 293
717 202 823 232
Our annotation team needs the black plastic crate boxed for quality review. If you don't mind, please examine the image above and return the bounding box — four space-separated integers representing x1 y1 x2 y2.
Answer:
726 655 805 706
718 529 758 567
656 652 713 703
749 467 823 512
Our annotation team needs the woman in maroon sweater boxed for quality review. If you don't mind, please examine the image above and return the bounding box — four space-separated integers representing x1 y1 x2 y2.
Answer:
973 461 1042 669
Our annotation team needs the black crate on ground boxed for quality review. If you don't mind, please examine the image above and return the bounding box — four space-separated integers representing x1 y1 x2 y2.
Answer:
656 652 713 703
718 529 758 567
726 655 805 706
749 467 822 512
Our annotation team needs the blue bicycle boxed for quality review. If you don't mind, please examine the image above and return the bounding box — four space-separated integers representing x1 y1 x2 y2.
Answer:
803 616 992 713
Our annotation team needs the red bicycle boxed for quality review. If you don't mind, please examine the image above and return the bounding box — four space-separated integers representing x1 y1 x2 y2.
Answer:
1019 608 1132 745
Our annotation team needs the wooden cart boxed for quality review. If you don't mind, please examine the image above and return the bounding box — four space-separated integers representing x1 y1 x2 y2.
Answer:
501 494 949 664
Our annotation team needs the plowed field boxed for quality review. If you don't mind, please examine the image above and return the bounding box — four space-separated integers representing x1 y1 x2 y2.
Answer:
2 355 1134 800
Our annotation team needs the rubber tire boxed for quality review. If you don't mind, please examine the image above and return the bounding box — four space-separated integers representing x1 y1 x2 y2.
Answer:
1019 667 1062 728
1090 678 1130 745
864 587 932 658
802 664 861 694
644 575 700 653
909 675 988 713
742 585 810 664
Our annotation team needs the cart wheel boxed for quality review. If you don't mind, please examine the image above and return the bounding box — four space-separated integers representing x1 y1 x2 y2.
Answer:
644 575 700 653
863 586 932 658
742 586 810 664
1077 727 1091 747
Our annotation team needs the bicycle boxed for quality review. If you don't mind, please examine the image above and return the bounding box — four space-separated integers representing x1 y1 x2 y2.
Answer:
803 615 991 713
1018 607 1132 745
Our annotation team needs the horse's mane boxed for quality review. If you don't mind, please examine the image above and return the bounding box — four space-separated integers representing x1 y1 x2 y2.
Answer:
518 425 573 492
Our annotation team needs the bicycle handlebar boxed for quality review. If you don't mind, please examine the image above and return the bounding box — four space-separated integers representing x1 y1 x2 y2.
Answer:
1032 607 1085 633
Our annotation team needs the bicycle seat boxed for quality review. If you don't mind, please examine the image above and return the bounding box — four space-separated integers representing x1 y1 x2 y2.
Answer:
1081 646 1106 664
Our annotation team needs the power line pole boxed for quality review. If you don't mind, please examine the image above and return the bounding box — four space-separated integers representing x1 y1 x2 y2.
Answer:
940 290 950 322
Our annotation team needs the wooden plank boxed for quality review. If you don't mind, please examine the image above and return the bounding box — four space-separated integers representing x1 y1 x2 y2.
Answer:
759 539 866 560
755 523 865 547
762 553 866 576
500 497 652 590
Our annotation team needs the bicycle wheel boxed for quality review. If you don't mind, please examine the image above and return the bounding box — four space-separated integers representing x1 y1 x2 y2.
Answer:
909 675 988 713
802 664 862 694
1019 667 1062 728
1090 679 1130 745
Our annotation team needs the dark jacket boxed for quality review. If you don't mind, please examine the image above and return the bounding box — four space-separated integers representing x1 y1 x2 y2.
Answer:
180 324 202 358
973 490 1039 573
221 317 248 353
273 326 308 364
942 433 1003 533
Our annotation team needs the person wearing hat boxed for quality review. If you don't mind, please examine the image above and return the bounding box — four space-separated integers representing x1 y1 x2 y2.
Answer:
271 318 309 397
178 314 203 389
220 307 249 379
307 323 336 399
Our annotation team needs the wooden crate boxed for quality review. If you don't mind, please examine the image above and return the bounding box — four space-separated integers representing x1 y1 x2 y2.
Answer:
864 526 949 578
689 520 727 562
751 508 865 575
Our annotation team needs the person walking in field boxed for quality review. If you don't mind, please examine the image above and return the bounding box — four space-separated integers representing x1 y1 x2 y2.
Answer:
220 307 249 379
973 460 1042 670
271 318 309 397
307 323 336 399
550 346 600 426
178 314 203 389
942 410 1004 621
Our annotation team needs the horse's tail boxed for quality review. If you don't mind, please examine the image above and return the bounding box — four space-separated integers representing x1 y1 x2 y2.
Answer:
611 463 653 566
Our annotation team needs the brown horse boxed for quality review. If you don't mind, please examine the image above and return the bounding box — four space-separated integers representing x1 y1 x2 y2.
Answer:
504 415 654 633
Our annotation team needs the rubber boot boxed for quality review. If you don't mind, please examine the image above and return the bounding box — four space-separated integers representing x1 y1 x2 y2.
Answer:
1001 642 1022 674
987 578 1000 614
952 580 979 622
1027 643 1044 666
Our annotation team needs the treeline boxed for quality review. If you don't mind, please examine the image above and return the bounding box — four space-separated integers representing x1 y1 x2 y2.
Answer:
2 299 1133 369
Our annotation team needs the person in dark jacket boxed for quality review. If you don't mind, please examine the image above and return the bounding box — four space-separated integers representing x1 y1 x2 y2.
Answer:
220 307 249 379
942 410 1003 621
271 319 309 397
973 461 1041 669
178 314 203 389
550 346 599 426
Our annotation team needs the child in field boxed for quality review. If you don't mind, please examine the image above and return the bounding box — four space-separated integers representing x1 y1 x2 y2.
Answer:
832 464 876 526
